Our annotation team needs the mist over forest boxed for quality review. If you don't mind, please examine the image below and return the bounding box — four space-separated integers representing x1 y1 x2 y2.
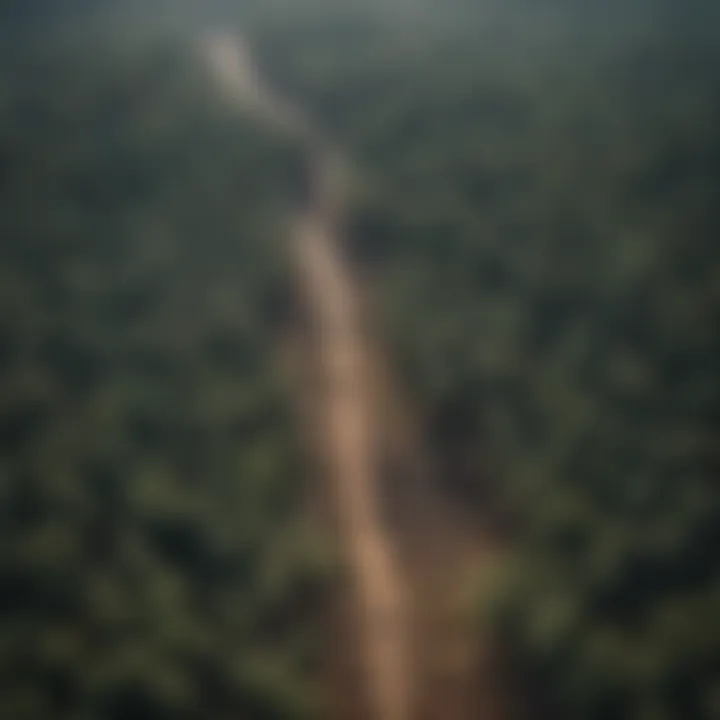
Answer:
0 1 718 718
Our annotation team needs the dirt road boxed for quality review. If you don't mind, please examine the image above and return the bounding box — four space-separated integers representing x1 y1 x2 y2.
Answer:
203 31 412 720
203 30 504 720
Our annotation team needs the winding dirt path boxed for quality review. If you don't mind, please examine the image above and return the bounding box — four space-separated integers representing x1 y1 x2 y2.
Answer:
296 207 412 720
202 30 506 720
203 31 412 720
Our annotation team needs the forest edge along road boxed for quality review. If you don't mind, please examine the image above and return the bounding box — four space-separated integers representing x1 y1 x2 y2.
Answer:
202 29 505 720
202 31 413 720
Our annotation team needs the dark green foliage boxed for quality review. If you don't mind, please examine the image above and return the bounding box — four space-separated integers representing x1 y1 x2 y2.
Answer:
0 36 323 720
255 7 720 719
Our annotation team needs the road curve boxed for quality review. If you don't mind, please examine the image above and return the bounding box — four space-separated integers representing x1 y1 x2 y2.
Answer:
202 31 412 720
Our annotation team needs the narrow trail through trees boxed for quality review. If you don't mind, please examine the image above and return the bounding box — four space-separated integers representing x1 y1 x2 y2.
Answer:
203 30 504 720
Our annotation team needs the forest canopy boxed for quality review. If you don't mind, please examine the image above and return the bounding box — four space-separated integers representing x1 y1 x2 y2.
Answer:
253 5 720 718
1 1 718 719
0 29 325 720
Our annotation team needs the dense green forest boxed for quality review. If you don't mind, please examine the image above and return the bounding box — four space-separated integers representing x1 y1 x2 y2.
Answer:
2 1 719 719
253 5 720 719
0 30 326 720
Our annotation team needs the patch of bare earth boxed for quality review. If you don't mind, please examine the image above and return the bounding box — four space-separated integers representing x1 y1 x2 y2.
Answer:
205 31 511 719
289 202 510 720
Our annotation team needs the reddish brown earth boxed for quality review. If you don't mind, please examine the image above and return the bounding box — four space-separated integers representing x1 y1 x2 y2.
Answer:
204 31 508 720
